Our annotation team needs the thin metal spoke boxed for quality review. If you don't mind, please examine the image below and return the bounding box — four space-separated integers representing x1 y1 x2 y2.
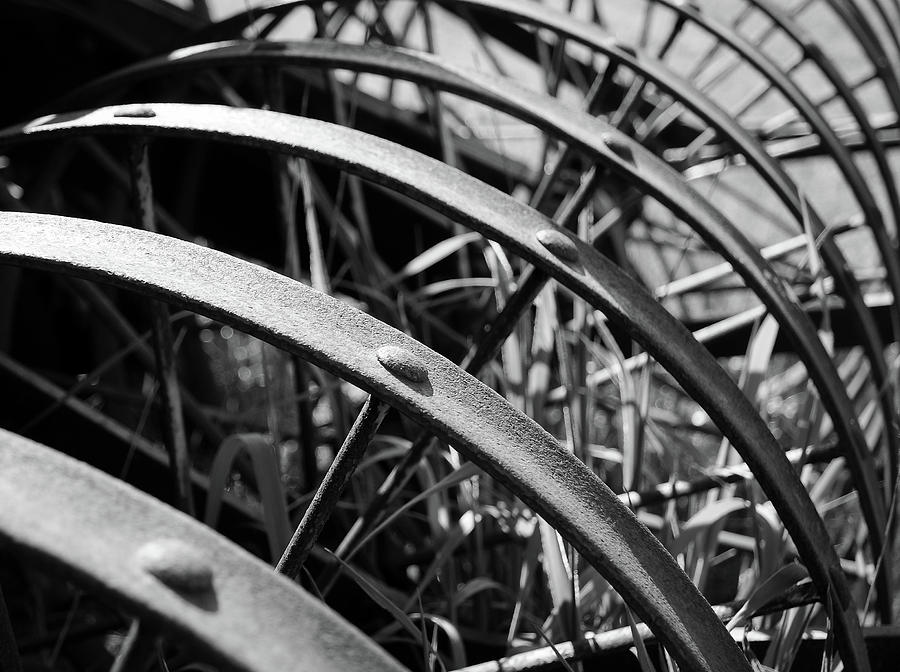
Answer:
682 127 718 164
684 4 754 85
364 0 408 103
638 1 656 50
530 62 622 211
641 3 802 139
310 10 376 258
458 6 511 77
812 71 879 110
610 13 688 133
81 139 191 238
277 396 390 578
693 22 779 94
655 220 857 302
66 279 224 444
129 139 194 516
420 1 472 279
552 165 604 227
726 57 807 122
323 2 361 37
324 159 604 583
323 263 550 589
0 169 224 449
537 0 576 100
623 440 842 509
109 620 156 672
641 38 769 145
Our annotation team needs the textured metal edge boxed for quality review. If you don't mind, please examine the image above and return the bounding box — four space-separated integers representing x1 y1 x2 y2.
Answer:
0 426 406 672
0 211 749 672
0 103 873 671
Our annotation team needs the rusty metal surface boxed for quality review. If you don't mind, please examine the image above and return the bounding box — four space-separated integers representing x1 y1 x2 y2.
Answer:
0 211 750 672
0 427 406 672
0 105 874 671
62 34 890 594
0 0 889 663
55 40 899 508
56 38 896 407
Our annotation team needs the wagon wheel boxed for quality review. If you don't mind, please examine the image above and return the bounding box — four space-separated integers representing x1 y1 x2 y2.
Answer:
0 426 409 672
0 207 836 672
180 0 900 503
56 0 900 615
0 100 873 670
189 0 900 308
0 1 895 671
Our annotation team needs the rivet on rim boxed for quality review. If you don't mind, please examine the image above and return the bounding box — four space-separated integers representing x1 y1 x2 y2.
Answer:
113 105 157 118
536 229 579 262
135 539 213 593
376 345 429 383
600 132 635 162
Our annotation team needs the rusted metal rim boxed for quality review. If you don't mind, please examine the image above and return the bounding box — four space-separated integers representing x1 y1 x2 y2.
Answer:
744 0 900 236
152 16 900 562
845 0 900 57
647 0 900 342
434 0 900 347
2 101 885 645
53 40 900 513
0 106 878 666
729 0 900 485
0 140 870 666
819 0 900 105
0 212 753 672
0 427 407 672
745 0 900 119
174 1 900 362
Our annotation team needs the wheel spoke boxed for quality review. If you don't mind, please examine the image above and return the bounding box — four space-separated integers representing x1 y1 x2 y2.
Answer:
0 212 769 671
108 620 156 672
6 0 900 664
277 396 390 578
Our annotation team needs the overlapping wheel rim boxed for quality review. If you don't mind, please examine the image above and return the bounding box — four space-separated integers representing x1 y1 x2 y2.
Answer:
0 102 873 669
0 2 892 668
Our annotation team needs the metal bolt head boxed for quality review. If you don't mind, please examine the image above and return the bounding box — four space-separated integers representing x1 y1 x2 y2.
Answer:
600 132 635 164
536 229 579 262
113 105 157 118
376 345 429 383
136 539 213 593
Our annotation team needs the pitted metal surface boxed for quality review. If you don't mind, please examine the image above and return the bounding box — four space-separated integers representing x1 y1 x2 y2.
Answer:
0 100 870 668
51 38 892 576
0 428 406 672
0 212 748 672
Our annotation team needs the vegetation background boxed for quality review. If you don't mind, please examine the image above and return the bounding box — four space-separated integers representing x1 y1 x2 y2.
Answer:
0 1 899 671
